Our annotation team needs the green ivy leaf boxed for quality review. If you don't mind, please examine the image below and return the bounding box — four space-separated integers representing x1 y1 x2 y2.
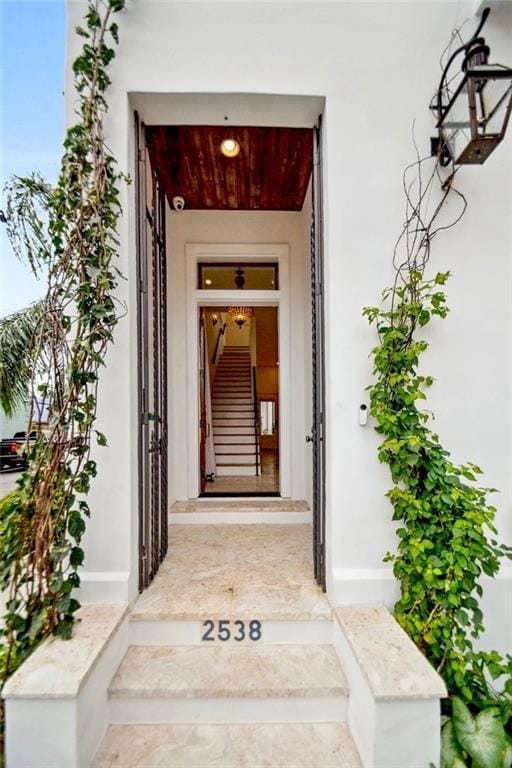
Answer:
418 309 431 326
95 430 108 446
69 547 85 567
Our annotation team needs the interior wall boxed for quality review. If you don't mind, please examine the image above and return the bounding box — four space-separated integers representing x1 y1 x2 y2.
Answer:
225 320 251 347
167 209 312 502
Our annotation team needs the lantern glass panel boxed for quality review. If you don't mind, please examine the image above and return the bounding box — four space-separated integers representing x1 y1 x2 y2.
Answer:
472 73 512 136
440 85 472 162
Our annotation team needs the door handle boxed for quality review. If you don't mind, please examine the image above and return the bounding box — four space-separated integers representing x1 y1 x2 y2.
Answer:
305 433 313 443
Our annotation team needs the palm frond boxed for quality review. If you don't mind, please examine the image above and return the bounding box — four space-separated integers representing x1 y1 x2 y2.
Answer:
0 301 46 417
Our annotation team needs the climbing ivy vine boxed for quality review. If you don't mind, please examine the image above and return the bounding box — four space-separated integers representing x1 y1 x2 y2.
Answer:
0 0 127 683
363 152 512 765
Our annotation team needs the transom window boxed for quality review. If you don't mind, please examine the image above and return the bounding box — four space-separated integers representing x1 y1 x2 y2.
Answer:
198 262 278 290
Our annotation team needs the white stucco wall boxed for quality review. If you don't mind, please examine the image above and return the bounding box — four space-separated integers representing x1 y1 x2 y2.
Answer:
66 0 512 652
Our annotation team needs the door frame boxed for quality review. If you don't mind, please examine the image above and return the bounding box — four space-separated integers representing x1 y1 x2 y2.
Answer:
311 119 326 589
185 243 291 499
135 113 169 592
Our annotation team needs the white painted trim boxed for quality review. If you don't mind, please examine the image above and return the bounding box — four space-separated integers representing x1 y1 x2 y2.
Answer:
185 243 291 499
130 92 325 129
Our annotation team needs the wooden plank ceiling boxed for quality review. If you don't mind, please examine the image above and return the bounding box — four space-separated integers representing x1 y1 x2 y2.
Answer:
146 126 313 211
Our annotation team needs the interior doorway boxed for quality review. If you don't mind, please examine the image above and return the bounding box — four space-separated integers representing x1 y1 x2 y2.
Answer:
199 304 280 497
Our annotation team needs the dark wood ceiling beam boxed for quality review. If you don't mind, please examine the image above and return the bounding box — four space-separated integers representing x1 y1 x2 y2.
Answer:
146 125 313 211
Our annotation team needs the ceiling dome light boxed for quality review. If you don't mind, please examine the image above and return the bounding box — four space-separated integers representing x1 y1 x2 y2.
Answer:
220 138 240 158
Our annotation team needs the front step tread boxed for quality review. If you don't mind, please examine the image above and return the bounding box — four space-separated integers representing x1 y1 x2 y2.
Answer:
93 723 362 767
109 644 347 699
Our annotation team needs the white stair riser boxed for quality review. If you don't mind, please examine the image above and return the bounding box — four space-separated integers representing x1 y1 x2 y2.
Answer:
215 454 257 464
213 419 254 426
215 435 256 444
213 427 255 435
212 410 254 417
129 620 332 646
108 696 347 725
213 412 254 420
216 465 257 476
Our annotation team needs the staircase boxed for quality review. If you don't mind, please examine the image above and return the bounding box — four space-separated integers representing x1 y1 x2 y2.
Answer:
4 515 446 767
212 345 259 476
92 522 362 767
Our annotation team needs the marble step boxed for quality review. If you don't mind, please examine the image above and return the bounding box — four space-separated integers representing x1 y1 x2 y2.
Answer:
108 644 348 724
93 722 362 767
168 499 313 526
170 499 309 514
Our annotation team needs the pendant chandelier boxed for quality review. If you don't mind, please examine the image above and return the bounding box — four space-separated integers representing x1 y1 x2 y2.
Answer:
228 306 253 329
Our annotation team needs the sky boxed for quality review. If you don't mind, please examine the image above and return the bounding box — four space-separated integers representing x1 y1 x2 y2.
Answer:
0 0 66 317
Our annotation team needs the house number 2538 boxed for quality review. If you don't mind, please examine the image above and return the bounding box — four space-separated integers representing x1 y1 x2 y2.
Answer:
201 619 262 642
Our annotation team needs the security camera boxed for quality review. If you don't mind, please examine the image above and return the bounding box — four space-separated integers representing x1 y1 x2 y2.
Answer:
172 196 185 211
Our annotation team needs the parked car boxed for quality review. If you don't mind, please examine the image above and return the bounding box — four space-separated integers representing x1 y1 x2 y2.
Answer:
0 430 39 471
0 436 28 471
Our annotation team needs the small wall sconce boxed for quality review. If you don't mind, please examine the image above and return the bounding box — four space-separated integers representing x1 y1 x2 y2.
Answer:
431 7 512 166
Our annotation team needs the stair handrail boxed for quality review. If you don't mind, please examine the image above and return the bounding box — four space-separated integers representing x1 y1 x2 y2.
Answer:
211 323 227 365
252 365 260 477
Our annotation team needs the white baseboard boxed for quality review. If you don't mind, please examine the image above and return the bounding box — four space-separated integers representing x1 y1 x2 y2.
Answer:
331 568 400 607
331 567 512 657
76 571 131 602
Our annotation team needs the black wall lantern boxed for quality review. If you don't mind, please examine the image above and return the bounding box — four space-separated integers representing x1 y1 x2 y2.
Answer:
432 7 512 166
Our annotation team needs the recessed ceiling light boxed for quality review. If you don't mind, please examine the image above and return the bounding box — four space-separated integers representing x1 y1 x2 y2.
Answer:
205 278 213 286
220 138 240 158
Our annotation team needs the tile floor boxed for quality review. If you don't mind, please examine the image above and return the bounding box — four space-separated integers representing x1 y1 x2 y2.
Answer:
203 450 279 495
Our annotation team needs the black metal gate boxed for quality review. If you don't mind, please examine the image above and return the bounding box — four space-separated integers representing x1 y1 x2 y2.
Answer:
310 119 326 589
135 112 169 591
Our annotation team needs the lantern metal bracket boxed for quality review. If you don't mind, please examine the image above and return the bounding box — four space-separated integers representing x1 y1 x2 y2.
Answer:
429 7 512 166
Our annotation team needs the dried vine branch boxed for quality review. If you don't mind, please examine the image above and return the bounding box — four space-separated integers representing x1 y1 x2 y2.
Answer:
1 0 127 681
